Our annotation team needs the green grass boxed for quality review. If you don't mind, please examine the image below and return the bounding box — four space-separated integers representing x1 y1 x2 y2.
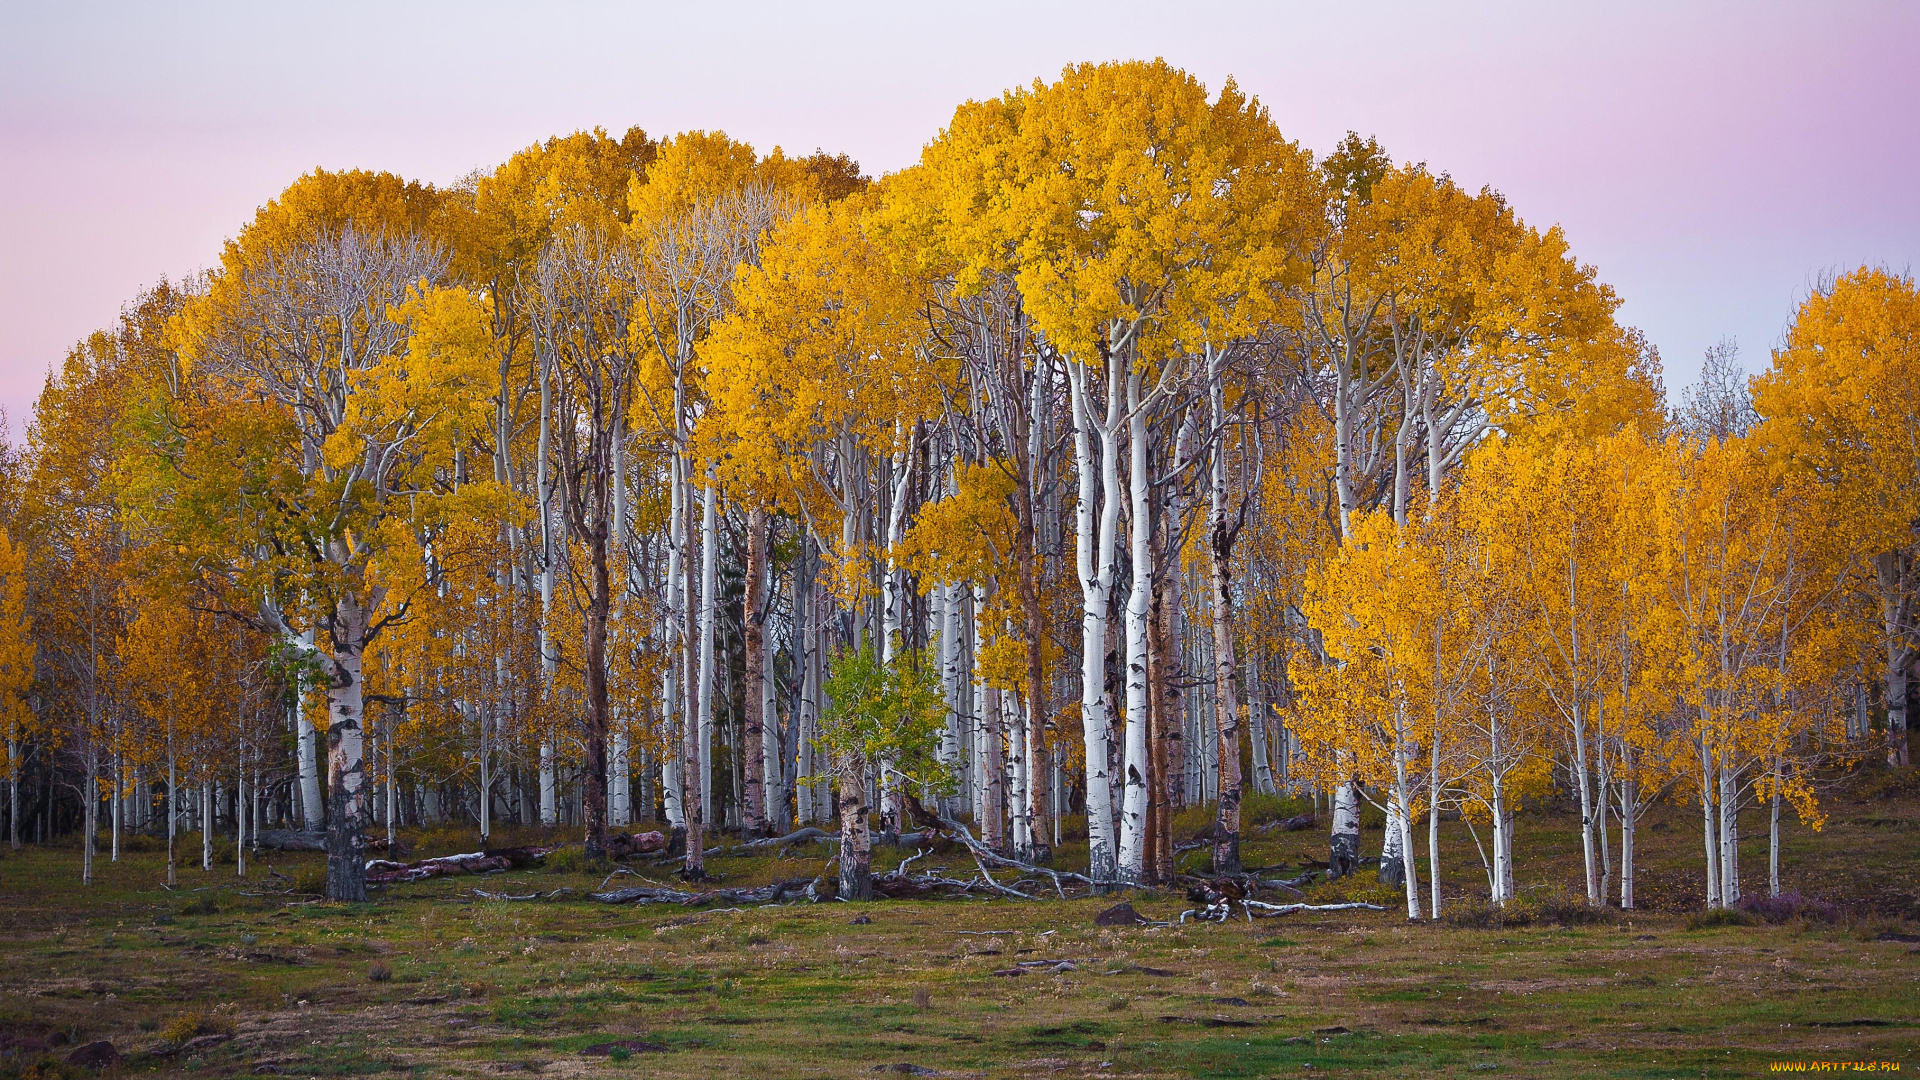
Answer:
0 776 1916 1078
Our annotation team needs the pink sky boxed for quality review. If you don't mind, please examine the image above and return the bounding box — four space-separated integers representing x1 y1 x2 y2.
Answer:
3 2 1915 438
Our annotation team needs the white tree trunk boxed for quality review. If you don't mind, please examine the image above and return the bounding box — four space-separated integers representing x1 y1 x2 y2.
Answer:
1570 705 1599 906
1769 778 1781 898
697 479 719 820
1391 742 1421 919
610 727 630 828
1118 375 1152 882
1068 359 1121 886
761 622 782 831
1718 762 1740 908
1331 781 1361 879
323 597 374 902
1699 750 1720 907
295 632 323 833
1619 778 1637 909
539 740 558 827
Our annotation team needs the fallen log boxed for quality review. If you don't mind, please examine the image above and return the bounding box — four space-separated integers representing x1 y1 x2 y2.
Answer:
254 830 326 852
1244 900 1386 917
485 844 563 868
691 826 832 860
366 851 512 884
605 831 666 859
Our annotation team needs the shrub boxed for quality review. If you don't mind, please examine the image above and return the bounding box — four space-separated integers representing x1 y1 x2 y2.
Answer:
368 960 393 983
544 846 590 875
177 892 219 916
1685 906 1761 930
1737 890 1839 925
159 1009 235 1046
292 866 328 895
413 825 479 857
1240 791 1314 828
1442 899 1533 929
1305 878 1402 908
1530 889 1616 927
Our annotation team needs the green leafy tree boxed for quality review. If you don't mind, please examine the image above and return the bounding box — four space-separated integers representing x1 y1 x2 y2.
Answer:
817 645 948 899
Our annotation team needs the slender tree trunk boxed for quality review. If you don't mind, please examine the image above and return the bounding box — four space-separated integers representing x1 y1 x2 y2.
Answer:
82 745 97 885
1147 570 1175 885
1769 776 1782 899
1207 442 1243 874
1619 777 1636 909
1119 377 1153 884
295 634 323 832
236 754 247 878
697 480 719 823
982 682 1006 853
1700 752 1720 908
1718 762 1740 908
742 505 769 839
166 749 177 887
1014 425 1052 864
761 609 783 832
110 751 121 863
1067 360 1119 886
1878 552 1912 767
8 745 19 850
582 515 612 861
200 780 212 871
1429 741 1442 919
1571 705 1599 905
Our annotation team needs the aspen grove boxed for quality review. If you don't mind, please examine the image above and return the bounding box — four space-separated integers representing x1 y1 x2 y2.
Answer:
5 60 1914 917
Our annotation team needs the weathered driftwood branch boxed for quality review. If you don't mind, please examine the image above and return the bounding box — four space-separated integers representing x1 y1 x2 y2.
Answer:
591 876 813 906
1247 900 1388 913
928 810 1095 896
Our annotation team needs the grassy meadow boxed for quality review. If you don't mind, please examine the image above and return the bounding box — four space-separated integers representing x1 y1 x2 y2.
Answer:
1 772 1916 1079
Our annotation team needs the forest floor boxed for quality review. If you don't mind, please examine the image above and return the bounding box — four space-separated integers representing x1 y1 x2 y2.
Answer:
2 768 1918 1079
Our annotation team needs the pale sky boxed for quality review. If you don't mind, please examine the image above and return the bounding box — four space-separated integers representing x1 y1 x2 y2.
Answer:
3 1 1916 438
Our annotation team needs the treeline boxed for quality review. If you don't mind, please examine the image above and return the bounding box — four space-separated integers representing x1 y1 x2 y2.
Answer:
0 61 1912 915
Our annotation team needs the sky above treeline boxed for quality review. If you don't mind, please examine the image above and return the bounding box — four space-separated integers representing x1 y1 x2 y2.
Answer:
2 1 1915 438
